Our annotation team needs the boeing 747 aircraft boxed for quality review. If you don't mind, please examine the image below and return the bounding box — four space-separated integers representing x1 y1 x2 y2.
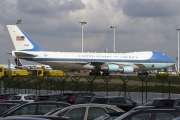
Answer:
7 25 175 75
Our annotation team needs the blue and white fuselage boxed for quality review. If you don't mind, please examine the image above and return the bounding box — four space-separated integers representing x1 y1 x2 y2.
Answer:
7 25 175 75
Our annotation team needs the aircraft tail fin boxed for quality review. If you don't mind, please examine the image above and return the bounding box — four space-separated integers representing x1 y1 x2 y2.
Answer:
7 25 44 51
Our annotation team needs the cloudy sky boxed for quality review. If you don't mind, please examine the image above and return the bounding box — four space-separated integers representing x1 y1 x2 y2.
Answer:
0 0 180 65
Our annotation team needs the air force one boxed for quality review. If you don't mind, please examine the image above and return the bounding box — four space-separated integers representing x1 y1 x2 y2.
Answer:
7 25 175 75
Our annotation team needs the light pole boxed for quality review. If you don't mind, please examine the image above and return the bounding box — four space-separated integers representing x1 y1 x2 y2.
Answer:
177 29 180 73
110 26 117 52
79 22 86 53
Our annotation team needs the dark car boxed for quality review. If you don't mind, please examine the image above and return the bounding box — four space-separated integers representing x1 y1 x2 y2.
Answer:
0 94 16 101
74 96 99 104
0 116 50 120
3 115 70 120
90 96 138 112
1 101 71 117
133 98 180 110
174 117 180 120
0 100 28 104
35 94 62 102
115 108 180 120
0 103 19 115
57 92 96 104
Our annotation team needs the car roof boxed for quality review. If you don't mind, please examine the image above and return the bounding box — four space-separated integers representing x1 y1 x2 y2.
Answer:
149 98 180 100
0 100 28 103
56 103 124 114
27 101 70 104
101 96 126 98
0 102 19 105
11 115 69 120
131 107 180 112
0 116 50 120
39 94 61 97
63 92 95 95
16 94 36 96
61 103 123 110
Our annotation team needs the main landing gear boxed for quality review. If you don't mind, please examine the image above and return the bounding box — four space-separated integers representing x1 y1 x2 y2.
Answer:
89 71 110 76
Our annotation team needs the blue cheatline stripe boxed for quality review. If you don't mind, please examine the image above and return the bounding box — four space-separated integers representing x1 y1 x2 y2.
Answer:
18 27 44 51
18 51 175 63
21 58 174 63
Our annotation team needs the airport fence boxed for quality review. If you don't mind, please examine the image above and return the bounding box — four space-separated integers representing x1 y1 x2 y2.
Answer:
0 74 180 104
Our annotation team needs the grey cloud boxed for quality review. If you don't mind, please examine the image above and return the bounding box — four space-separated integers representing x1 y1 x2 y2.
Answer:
58 0 85 11
122 0 180 17
17 0 85 14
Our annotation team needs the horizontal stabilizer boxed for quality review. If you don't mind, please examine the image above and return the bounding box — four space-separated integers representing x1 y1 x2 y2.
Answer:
14 51 37 57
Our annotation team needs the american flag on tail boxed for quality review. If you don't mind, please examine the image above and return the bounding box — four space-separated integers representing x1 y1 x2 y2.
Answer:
16 36 25 41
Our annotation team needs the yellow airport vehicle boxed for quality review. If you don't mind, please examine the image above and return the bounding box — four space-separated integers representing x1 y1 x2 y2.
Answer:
27 66 67 77
41 66 67 77
0 66 67 77
27 69 44 76
0 66 29 77
156 72 169 79
44 70 67 77
4 70 29 77
0 66 4 77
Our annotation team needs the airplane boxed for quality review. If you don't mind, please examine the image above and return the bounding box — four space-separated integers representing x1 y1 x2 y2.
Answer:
7 25 175 75
14 58 52 70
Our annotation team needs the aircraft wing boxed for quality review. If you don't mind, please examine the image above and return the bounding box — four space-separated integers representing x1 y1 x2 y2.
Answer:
90 62 145 70
90 62 105 67
13 51 38 57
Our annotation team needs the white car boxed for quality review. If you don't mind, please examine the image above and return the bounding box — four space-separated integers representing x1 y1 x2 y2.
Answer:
9 94 37 102
46 103 124 120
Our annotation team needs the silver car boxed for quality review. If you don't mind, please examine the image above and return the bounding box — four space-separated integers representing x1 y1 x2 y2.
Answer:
46 103 124 120
8 94 37 102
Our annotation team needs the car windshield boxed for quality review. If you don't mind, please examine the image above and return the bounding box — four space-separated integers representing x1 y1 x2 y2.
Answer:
38 96 50 101
91 98 109 104
143 99 159 106
10 96 21 100
59 94 71 101
74 97 91 104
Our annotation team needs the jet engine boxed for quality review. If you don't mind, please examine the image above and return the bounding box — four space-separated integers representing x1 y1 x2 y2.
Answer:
101 64 134 74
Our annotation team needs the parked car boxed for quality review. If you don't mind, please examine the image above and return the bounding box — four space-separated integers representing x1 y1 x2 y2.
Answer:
173 117 180 120
57 92 96 104
35 94 62 102
8 94 37 102
0 94 17 101
74 96 99 104
114 108 180 120
1 101 71 117
0 116 50 120
95 112 123 120
0 103 19 115
90 96 138 111
3 115 70 120
0 100 28 103
45 108 63 115
46 103 124 120
133 98 180 110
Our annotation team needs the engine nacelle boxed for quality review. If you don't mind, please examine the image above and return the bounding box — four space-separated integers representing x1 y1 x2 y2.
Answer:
101 64 134 74
121 66 134 74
